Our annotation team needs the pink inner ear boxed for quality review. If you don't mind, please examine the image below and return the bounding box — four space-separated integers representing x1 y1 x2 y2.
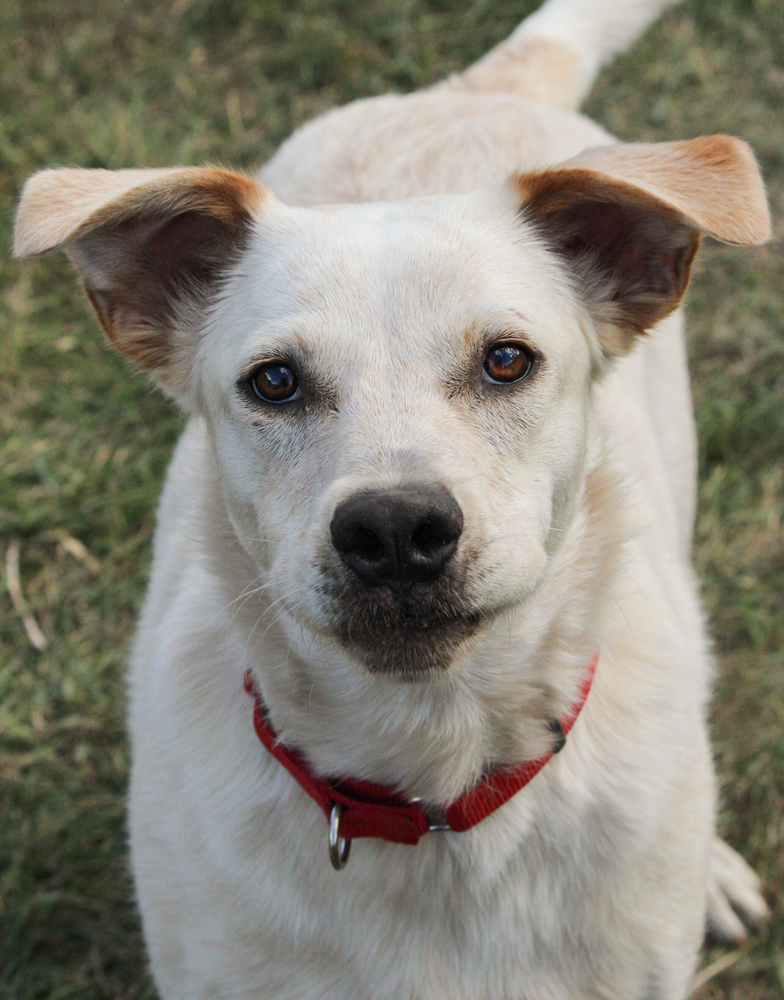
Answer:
514 136 770 352
527 194 700 338
13 166 268 387
69 203 255 372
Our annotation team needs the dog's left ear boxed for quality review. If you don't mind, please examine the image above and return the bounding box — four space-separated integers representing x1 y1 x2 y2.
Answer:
14 167 270 402
515 136 770 357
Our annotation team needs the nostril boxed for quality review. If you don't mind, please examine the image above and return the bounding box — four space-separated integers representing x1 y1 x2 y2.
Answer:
410 515 457 559
342 524 385 564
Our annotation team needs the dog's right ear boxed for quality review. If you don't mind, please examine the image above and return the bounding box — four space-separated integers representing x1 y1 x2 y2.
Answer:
14 167 270 403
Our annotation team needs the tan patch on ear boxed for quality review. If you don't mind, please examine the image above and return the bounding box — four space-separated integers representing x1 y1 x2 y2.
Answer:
14 166 271 384
14 166 267 259
85 287 173 369
513 136 770 353
518 136 771 246
73 168 266 243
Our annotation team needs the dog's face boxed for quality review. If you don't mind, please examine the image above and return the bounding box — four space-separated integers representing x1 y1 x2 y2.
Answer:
14 139 769 682
201 192 595 676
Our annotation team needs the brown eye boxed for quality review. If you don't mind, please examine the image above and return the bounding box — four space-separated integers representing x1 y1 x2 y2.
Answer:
249 362 300 403
483 342 534 384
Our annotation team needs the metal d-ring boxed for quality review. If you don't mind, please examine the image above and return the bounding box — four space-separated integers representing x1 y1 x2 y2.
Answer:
328 803 351 871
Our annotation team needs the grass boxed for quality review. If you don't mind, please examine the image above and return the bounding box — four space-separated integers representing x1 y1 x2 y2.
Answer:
0 0 782 996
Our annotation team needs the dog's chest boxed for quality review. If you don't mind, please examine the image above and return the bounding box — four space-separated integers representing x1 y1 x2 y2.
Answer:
136 727 679 1000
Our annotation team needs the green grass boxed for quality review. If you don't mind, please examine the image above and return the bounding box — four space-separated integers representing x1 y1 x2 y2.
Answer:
1 0 782 996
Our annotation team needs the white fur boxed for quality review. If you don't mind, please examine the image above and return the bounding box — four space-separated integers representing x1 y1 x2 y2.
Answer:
129 3 765 997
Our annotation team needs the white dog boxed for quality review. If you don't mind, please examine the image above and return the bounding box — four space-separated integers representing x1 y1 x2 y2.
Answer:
14 0 771 996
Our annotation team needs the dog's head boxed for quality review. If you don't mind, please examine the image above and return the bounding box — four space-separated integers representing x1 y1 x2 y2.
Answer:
15 140 769 683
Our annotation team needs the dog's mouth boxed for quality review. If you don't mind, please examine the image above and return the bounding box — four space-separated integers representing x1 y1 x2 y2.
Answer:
315 482 495 676
333 599 485 677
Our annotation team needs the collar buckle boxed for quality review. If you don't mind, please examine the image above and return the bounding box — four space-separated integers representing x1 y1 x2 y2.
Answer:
410 797 451 832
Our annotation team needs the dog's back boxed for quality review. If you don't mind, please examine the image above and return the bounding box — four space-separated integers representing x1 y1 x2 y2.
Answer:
261 0 679 203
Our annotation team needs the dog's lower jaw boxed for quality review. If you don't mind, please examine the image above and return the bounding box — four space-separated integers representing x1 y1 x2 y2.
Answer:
336 612 484 678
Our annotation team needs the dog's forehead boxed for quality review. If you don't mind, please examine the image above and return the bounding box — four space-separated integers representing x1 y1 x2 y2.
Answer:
213 190 579 371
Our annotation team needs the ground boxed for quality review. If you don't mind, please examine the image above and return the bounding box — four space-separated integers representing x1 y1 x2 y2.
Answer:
0 0 782 996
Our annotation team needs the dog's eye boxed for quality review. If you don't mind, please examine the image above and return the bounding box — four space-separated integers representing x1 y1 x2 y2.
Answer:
482 343 534 384
248 362 300 403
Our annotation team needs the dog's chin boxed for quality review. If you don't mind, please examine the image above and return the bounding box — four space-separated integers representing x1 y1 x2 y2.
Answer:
335 612 483 679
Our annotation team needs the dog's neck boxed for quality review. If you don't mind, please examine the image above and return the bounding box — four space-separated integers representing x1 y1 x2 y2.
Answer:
204 434 624 806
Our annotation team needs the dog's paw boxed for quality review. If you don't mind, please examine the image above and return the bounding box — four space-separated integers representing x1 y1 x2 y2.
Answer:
705 836 768 944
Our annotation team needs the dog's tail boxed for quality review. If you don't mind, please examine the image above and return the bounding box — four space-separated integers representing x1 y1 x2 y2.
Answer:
455 0 681 110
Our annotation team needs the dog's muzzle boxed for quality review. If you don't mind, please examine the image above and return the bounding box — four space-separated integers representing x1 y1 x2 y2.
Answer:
327 483 475 675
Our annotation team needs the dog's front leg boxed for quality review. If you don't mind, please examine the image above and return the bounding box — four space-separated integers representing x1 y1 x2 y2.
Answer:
705 835 767 944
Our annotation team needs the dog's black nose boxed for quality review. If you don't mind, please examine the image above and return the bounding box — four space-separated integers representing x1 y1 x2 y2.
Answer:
330 484 463 589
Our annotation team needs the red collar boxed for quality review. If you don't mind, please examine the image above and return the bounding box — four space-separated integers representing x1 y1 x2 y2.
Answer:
243 653 597 869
